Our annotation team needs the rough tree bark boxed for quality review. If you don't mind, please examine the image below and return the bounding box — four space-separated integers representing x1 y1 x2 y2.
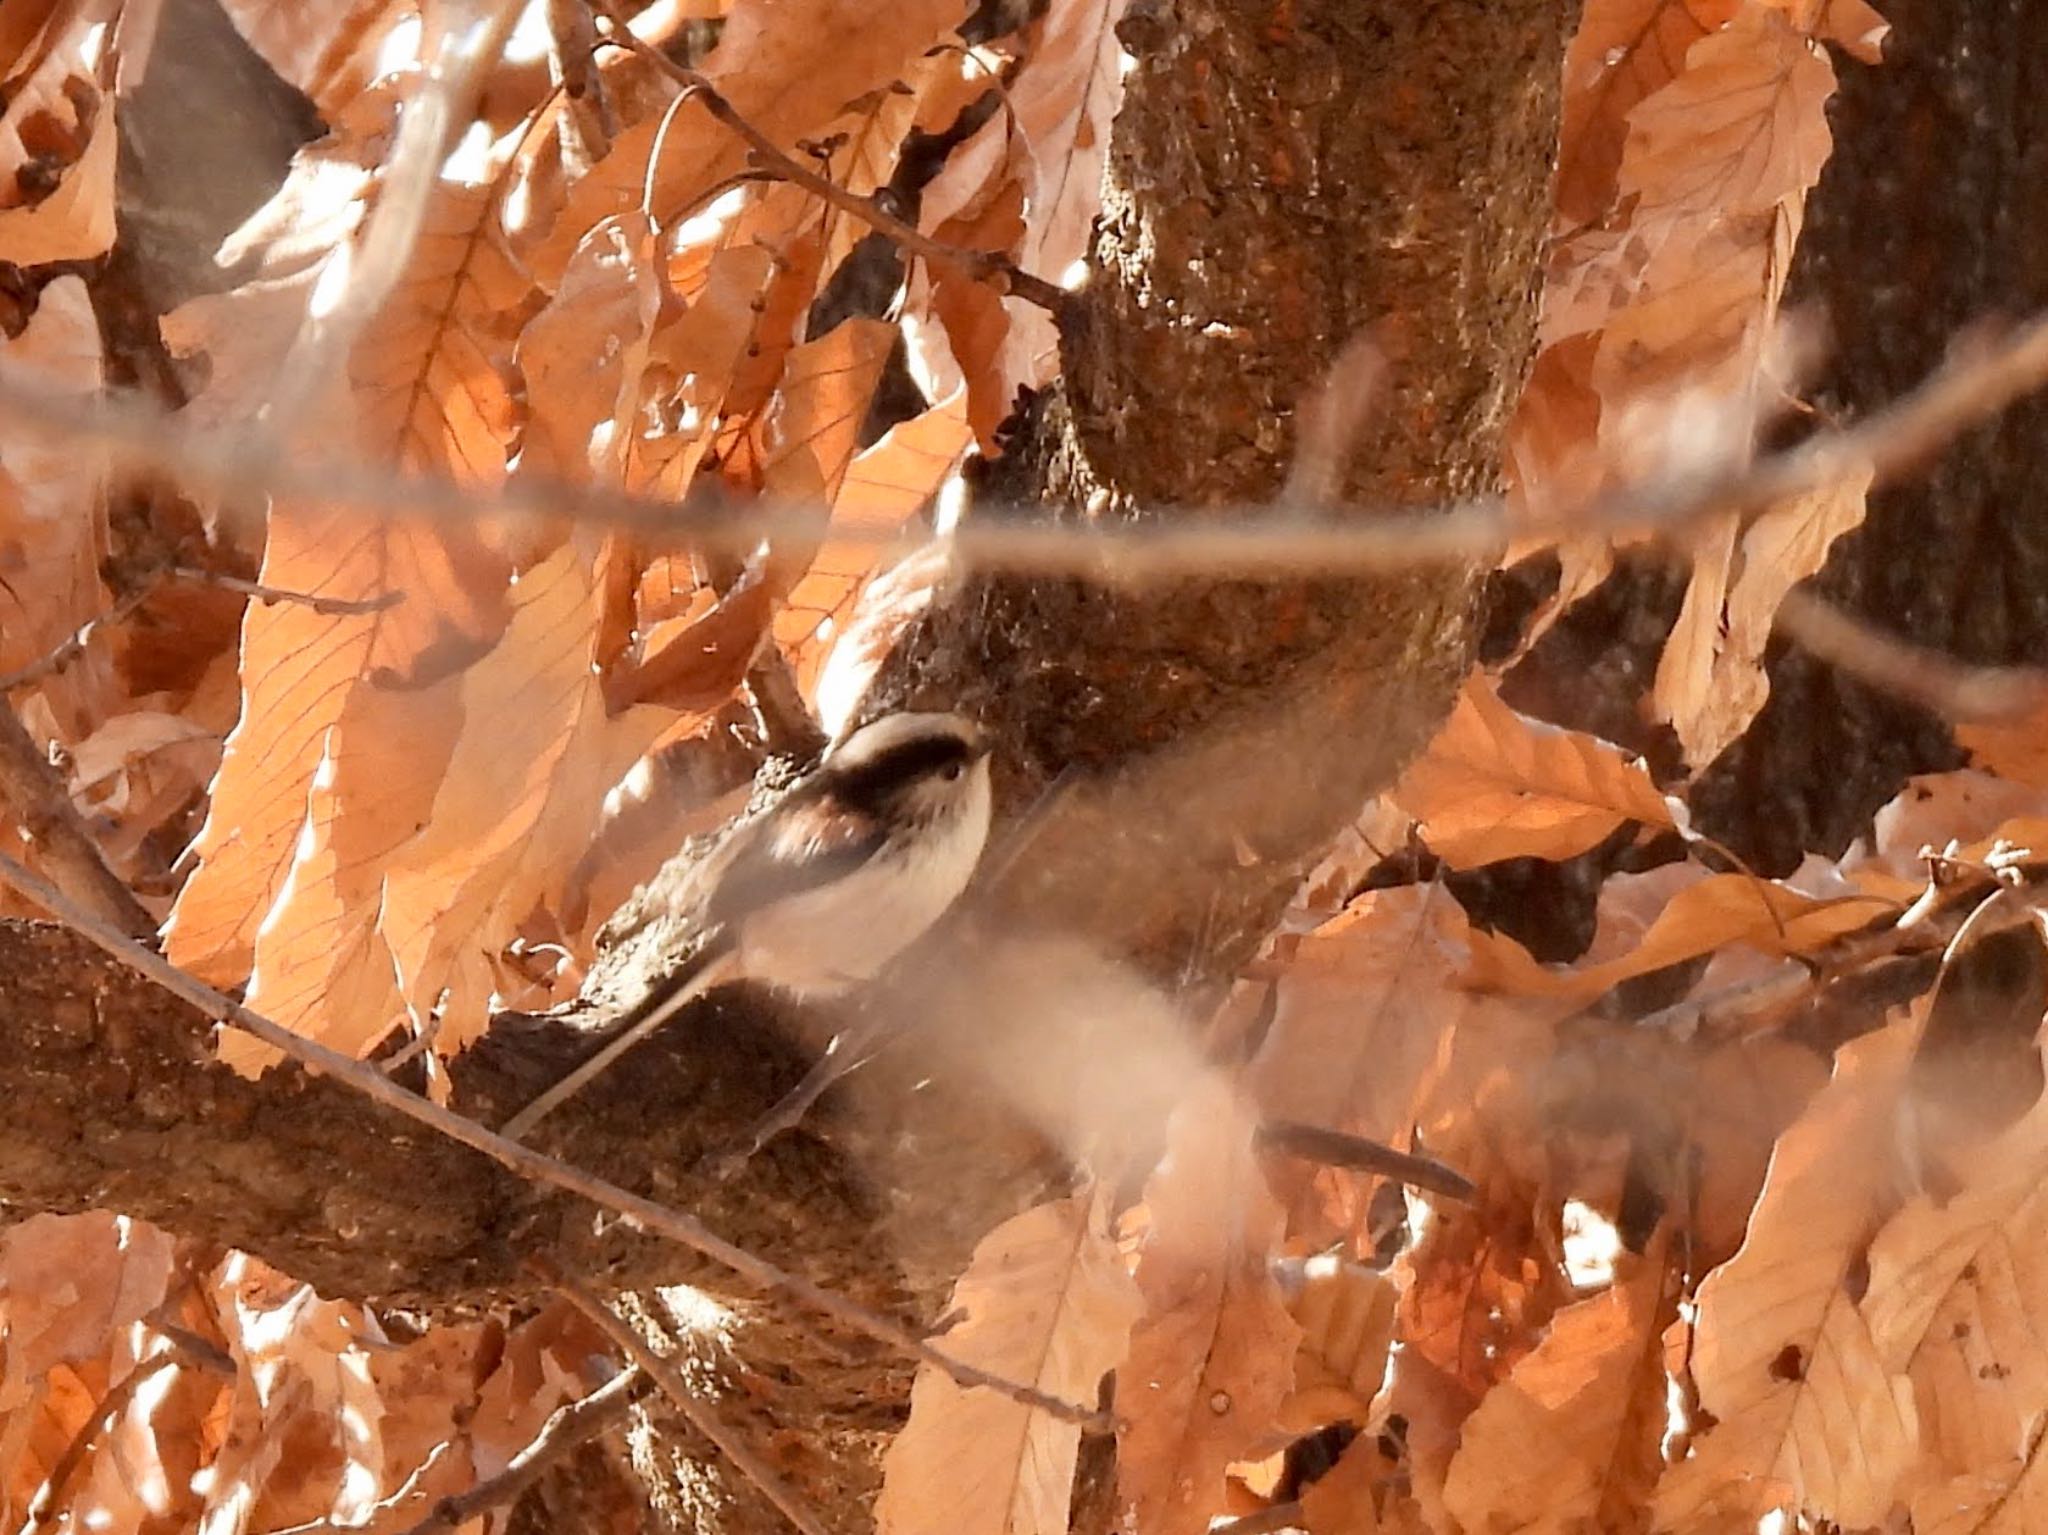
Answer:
873 0 1568 981
0 0 1570 1530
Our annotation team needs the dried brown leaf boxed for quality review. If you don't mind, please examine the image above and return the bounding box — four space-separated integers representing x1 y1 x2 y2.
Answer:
1393 675 1677 869
876 1186 1141 1535
0 1213 174 1413
519 210 661 482
0 87 114 265
349 176 528 485
166 173 528 999
217 0 413 117
0 276 112 744
1441 1231 1675 1534
375 545 677 1053
1119 1081 1300 1535
1467 868 1891 1000
1247 884 1566 1248
1619 3 1836 225
777 388 971 702
755 316 899 509
1654 1011 1922 1532
1275 1257 1397 1432
537 0 968 282
1958 710 2048 791
164 508 510 999
1558 0 1739 224
1861 1072 2048 1535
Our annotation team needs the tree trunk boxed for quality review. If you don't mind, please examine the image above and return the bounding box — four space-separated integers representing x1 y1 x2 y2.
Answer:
870 0 1570 982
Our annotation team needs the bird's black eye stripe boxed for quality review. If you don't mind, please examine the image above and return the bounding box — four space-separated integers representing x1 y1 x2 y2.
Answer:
827 735 975 809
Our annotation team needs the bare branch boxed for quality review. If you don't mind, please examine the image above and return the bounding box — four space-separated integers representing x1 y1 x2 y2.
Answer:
7 307 2048 585
549 1267 835 1535
0 580 159 693
26 1352 182 1532
1774 586 2048 723
168 565 407 617
389 1366 645 1535
590 9 1072 316
0 849 1108 1429
0 703 156 939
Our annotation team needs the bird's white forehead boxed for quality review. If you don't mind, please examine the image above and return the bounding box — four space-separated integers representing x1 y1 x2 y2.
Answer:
826 711 980 769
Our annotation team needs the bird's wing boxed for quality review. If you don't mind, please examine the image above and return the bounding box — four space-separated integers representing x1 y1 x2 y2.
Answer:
700 795 890 928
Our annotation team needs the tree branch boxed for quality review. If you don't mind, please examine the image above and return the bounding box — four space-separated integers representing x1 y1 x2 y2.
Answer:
390 1366 645 1535
0 851 1096 1424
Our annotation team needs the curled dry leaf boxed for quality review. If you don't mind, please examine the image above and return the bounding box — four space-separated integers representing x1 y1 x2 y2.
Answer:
1440 1228 1675 1535
1273 1256 1397 1432
1653 1009 1923 1532
1465 866 1894 1000
1118 1080 1301 1535
875 1184 1141 1535
519 210 661 484
0 6 116 266
1392 675 1679 869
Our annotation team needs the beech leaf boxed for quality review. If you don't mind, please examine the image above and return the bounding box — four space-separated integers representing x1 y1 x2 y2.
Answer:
876 1186 1141 1535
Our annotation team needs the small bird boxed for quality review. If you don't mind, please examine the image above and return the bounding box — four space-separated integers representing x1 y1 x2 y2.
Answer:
500 711 995 1140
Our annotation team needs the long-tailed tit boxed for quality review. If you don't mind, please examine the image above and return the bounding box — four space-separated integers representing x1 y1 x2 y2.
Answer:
501 712 994 1139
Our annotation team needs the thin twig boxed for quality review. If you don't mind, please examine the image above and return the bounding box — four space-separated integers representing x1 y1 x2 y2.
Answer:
0 566 403 696
547 1265 834 1535
26 1351 180 1531
261 1 526 446
0 580 159 692
169 566 407 618
6 306 2048 580
389 1366 646 1535
1775 586 2048 724
0 703 155 938
1626 860 2019 1041
592 9 1071 315
0 849 1106 1429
